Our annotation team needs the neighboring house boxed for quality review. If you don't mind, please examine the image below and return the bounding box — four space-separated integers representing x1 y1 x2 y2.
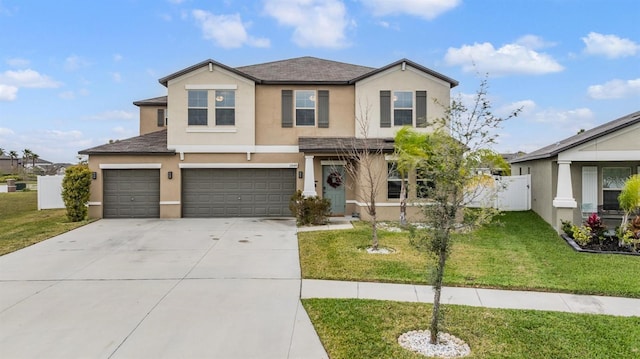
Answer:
0 155 67 175
510 111 640 231
79 57 458 219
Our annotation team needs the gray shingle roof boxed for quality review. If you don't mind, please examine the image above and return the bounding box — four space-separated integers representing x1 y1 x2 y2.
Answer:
79 130 174 155
133 96 167 106
154 56 457 87
237 57 375 84
299 137 395 153
511 110 640 163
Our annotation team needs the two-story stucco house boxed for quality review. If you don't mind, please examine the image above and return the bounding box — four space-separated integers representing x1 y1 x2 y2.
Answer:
79 57 458 219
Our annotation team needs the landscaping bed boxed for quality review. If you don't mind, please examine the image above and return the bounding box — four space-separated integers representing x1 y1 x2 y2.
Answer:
560 213 639 255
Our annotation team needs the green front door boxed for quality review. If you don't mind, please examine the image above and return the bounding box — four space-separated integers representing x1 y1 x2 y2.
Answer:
322 165 345 215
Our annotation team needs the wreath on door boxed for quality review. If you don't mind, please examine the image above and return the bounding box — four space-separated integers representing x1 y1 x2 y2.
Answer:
326 171 343 188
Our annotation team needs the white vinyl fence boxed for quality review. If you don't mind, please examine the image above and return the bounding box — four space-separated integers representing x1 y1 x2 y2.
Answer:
37 175 65 210
466 174 531 211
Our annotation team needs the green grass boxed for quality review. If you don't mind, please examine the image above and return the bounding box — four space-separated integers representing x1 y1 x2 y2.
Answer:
299 211 640 297
303 298 640 359
0 192 91 256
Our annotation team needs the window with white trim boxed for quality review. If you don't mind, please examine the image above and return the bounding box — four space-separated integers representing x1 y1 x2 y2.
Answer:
387 162 406 199
393 91 413 126
215 90 235 126
295 90 316 126
602 167 631 210
188 90 208 126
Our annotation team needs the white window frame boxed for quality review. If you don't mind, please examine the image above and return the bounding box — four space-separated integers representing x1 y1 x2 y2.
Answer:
393 90 413 126
602 167 631 210
187 90 208 126
214 90 235 126
295 90 316 127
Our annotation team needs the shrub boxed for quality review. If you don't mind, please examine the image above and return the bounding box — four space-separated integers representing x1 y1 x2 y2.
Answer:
561 220 574 238
571 225 592 246
289 190 331 226
0 175 21 182
61 164 91 222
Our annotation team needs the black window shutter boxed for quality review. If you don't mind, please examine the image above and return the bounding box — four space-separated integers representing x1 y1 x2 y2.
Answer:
318 90 329 128
281 90 293 128
380 90 391 128
157 109 165 127
416 91 427 128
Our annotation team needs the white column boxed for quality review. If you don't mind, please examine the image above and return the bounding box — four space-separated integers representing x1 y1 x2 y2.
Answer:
552 160 577 208
302 155 317 197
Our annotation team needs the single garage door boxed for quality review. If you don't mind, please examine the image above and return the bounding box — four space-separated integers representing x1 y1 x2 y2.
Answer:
103 169 160 218
182 168 295 217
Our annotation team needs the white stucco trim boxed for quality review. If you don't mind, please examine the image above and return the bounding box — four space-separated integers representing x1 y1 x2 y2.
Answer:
185 84 238 90
168 145 299 153
178 163 298 169
558 150 640 161
303 156 317 197
88 202 101 206
185 127 237 133
160 201 180 205
321 160 347 166
99 164 162 169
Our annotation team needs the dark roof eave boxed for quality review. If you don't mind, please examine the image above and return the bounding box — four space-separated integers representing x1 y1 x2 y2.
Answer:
78 151 175 156
159 59 261 87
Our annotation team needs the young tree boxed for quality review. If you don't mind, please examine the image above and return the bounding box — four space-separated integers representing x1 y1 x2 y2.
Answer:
340 102 389 250
618 174 640 247
394 127 430 225
402 78 520 344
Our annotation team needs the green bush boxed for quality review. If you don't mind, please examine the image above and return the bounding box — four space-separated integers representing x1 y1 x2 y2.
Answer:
0 175 21 182
289 190 331 226
560 220 574 238
61 164 91 222
571 224 592 246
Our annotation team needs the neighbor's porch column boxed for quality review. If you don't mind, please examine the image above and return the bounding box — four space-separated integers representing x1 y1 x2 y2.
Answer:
302 155 317 197
553 160 577 232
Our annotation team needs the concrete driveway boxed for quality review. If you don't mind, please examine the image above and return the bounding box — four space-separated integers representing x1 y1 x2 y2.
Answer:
0 218 327 359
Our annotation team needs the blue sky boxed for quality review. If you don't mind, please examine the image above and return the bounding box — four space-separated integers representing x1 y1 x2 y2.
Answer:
1 0 638 164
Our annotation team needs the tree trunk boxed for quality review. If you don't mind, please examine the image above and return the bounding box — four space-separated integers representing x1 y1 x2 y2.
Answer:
371 200 378 250
399 180 407 226
429 237 448 344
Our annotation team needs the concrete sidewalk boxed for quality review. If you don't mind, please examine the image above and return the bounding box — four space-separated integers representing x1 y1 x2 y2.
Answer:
301 279 640 317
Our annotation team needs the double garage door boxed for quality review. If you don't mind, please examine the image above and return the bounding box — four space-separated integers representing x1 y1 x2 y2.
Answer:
103 168 295 218
182 168 295 217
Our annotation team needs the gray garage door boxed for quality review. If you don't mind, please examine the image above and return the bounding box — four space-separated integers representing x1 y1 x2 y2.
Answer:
103 169 160 218
182 168 296 217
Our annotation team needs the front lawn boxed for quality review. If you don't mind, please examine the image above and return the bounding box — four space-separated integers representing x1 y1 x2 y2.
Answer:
0 192 91 255
303 298 640 359
298 211 640 298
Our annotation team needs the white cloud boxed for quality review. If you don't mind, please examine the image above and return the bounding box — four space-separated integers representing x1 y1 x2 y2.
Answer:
362 0 459 20
113 54 123 62
0 69 61 88
263 0 350 48
58 91 75 100
587 78 640 99
87 110 136 121
531 108 594 126
582 32 640 58
444 40 564 76
192 10 270 48
0 84 18 101
167 0 186 4
497 100 537 117
6 57 30 68
111 72 122 83
64 55 90 71
0 127 16 136
515 35 555 50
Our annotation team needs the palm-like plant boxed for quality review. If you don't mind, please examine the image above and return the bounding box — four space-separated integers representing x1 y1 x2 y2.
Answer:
9 150 18 168
23 149 32 167
32 153 39 166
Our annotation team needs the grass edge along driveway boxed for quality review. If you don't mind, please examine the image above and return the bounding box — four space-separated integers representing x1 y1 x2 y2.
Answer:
0 192 92 256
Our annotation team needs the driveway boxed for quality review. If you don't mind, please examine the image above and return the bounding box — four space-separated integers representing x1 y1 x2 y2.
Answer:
0 218 327 358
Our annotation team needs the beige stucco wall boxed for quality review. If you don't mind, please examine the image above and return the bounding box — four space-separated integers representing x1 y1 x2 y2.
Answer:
579 123 640 151
355 63 452 139
512 158 555 225
139 105 167 135
166 65 256 149
255 85 356 146
86 154 179 219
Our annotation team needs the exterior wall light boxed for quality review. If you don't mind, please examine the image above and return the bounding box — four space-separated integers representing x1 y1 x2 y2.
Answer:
168 171 173 180
91 172 97 180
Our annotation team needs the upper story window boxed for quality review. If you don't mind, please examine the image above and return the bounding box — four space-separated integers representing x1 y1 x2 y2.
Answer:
296 90 316 126
282 90 329 128
380 90 427 128
188 90 208 126
215 90 235 126
393 91 413 126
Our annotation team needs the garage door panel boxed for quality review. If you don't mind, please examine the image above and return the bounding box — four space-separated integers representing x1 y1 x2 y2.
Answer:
182 168 295 217
103 169 160 219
